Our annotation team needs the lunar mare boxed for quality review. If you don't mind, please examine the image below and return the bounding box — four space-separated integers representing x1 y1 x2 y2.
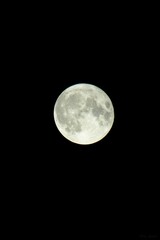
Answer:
53 83 114 144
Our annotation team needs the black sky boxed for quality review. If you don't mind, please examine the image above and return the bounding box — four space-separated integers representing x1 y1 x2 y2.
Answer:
39 36 158 237
8 3 159 238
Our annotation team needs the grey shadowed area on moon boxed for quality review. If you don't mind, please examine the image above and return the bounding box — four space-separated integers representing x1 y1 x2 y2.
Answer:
54 84 114 145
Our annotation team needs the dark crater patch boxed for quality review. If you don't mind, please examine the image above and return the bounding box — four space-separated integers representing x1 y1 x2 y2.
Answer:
104 111 111 120
105 100 111 109
55 93 82 125
86 97 97 108
92 105 105 118
86 97 107 118
65 120 82 134
65 93 82 109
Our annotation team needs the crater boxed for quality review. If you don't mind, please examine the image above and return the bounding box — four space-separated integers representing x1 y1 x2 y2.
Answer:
105 101 111 109
92 105 105 118
104 111 111 120
65 93 82 109
86 97 97 108
65 119 82 134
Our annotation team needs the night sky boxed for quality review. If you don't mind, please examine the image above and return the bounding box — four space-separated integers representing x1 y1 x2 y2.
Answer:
40 55 158 238
9 3 159 239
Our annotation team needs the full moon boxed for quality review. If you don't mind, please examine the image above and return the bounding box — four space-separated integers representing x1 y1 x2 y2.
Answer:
53 83 114 145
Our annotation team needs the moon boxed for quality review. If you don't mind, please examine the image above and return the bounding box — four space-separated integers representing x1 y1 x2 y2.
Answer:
53 83 114 145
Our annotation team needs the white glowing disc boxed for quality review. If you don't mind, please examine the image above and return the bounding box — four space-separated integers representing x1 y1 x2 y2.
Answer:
53 83 114 145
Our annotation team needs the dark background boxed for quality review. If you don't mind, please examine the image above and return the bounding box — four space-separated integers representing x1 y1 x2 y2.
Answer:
5 2 159 239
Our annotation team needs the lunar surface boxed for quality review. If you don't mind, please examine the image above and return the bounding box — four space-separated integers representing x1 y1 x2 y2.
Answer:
53 83 114 144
